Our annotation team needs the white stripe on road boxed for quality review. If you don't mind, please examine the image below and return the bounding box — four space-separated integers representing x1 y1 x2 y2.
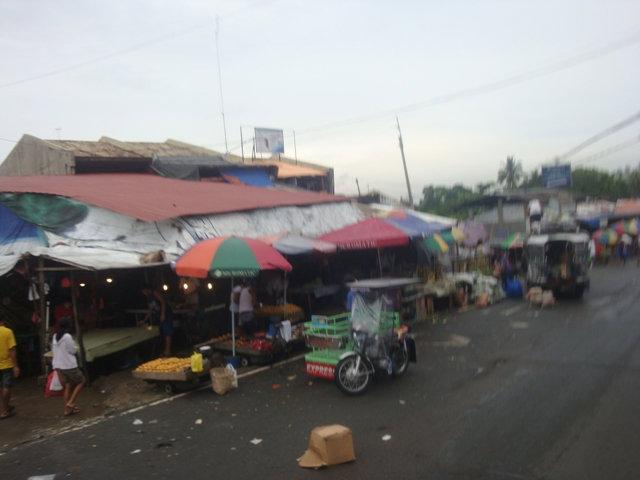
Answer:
8 353 306 451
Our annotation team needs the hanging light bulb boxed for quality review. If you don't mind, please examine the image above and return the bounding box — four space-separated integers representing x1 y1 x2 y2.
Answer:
162 284 169 291
183 282 189 291
207 282 213 290
79 283 86 288
106 277 113 284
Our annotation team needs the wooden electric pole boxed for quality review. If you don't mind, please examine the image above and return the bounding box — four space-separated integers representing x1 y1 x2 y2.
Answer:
396 116 414 206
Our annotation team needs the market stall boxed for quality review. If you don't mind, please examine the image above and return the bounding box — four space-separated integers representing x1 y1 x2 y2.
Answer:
175 236 295 366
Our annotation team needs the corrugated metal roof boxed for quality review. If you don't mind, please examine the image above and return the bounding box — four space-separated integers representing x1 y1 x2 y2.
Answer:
44 137 219 160
253 160 326 178
45 140 144 158
0 174 345 222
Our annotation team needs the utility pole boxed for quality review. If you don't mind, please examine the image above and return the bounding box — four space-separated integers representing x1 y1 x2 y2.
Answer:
293 130 298 163
355 178 361 196
396 116 414 206
240 127 245 163
214 16 229 153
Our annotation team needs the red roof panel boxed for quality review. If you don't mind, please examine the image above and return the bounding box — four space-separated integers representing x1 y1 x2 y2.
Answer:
319 218 409 250
0 174 345 221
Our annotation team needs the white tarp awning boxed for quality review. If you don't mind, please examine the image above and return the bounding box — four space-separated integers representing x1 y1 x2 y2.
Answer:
0 200 363 276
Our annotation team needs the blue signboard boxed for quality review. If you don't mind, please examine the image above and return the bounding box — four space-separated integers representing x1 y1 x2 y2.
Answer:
541 164 572 188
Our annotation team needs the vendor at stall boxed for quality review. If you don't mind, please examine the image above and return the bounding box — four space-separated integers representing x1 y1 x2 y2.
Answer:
238 280 256 336
142 285 174 357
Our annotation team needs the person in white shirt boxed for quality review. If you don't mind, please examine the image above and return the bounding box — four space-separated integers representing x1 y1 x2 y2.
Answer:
528 199 543 233
238 281 256 336
589 238 596 269
229 285 241 315
52 318 85 416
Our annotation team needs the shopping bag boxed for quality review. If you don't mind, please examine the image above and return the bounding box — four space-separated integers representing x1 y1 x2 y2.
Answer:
45 370 64 398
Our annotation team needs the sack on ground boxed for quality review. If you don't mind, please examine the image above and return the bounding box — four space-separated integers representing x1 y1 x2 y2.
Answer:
45 370 64 398
210 368 235 395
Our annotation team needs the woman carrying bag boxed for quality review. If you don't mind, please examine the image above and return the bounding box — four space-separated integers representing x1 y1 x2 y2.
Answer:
52 318 85 416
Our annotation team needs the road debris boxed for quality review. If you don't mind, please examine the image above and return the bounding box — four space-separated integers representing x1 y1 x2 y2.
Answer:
195 418 203 425
382 434 392 441
250 438 263 445
130 449 142 455
132 419 143 426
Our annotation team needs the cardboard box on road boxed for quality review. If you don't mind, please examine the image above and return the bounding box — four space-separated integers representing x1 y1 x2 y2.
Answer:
298 425 356 469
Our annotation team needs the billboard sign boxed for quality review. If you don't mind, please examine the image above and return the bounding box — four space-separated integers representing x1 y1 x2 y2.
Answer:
541 164 572 188
255 128 284 154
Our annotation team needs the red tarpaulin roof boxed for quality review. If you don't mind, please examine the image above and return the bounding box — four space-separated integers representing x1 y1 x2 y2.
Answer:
319 218 409 250
0 174 345 222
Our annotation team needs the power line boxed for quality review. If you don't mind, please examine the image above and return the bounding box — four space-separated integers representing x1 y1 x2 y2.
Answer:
214 28 640 151
573 133 640 165
0 0 280 91
0 25 208 90
556 110 640 161
292 29 640 138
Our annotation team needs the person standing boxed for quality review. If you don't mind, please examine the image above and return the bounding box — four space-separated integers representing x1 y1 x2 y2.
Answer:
142 285 173 357
238 281 256 337
528 198 543 234
0 316 19 419
589 237 596 269
52 318 85 417
229 284 241 317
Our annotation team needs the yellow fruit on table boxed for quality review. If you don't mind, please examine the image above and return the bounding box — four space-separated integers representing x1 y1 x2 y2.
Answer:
134 357 191 373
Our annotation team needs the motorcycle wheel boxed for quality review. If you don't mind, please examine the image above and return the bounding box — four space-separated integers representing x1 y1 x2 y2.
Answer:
335 355 371 395
392 344 409 377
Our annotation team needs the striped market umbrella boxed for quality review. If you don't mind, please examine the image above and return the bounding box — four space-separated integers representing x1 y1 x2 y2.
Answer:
175 236 292 279
502 232 524 250
423 234 449 254
175 237 292 357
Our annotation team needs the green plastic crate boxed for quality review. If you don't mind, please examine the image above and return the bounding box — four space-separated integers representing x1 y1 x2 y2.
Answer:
305 348 347 366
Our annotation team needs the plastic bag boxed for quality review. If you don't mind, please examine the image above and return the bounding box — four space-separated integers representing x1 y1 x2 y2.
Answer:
45 370 64 398
226 364 238 389
190 352 204 373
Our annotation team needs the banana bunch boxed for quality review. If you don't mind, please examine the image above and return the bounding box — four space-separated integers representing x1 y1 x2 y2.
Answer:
135 357 191 373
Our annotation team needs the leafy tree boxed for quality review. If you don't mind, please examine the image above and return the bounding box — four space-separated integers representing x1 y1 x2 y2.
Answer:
497 156 523 190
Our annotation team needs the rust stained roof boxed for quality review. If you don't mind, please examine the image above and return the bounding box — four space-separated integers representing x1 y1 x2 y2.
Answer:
0 174 345 221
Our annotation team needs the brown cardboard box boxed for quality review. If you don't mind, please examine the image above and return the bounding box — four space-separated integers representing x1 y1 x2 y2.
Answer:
298 425 356 469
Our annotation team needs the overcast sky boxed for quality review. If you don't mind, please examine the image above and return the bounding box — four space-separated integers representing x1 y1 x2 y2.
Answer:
1 0 639 199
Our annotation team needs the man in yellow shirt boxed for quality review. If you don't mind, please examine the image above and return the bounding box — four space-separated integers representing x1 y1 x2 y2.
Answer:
0 317 19 419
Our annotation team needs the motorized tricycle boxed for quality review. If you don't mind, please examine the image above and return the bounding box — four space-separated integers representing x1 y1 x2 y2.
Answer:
334 292 416 395
525 232 590 298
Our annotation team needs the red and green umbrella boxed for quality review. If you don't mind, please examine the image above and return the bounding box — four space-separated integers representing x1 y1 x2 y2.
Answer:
175 237 292 358
502 232 524 250
175 236 292 279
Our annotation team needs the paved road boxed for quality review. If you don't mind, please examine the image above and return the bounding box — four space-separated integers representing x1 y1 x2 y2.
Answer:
3 265 640 479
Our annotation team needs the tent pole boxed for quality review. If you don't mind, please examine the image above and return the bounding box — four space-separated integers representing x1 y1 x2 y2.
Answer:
37 258 47 375
377 249 383 277
231 278 236 358
70 271 88 380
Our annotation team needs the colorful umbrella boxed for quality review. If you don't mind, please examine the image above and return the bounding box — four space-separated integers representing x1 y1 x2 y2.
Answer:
461 221 488 248
626 218 638 235
176 237 292 278
450 227 465 243
613 221 626 235
320 215 448 251
423 234 449 254
176 237 292 357
502 232 524 250
593 229 618 246
319 218 410 250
